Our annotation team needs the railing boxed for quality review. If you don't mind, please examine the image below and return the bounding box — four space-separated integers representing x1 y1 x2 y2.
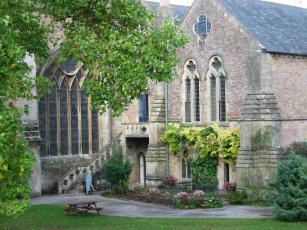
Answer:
57 133 122 194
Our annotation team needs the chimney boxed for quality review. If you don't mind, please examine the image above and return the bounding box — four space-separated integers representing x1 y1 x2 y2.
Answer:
160 0 170 7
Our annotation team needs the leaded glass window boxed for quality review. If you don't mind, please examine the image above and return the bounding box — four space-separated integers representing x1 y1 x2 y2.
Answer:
195 78 200 122
38 59 99 157
219 75 226 122
185 78 191 122
183 59 201 123
210 76 217 121
207 56 227 122
139 93 149 122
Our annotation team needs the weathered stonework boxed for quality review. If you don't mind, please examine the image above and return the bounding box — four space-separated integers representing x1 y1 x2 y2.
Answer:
22 0 307 195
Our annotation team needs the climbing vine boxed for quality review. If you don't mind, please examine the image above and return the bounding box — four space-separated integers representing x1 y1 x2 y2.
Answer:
162 124 240 163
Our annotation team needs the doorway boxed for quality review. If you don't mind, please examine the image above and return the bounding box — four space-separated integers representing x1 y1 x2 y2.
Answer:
139 152 146 185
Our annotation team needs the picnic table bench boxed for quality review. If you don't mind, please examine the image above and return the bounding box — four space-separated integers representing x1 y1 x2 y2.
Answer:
64 201 103 214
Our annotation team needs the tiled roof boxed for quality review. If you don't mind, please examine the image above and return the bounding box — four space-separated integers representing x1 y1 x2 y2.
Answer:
219 0 307 56
146 1 189 23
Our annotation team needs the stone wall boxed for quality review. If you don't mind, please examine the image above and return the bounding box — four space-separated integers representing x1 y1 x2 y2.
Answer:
272 55 307 148
171 0 260 124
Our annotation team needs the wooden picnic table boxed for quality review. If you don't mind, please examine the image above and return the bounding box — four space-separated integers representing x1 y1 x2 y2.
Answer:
64 201 103 214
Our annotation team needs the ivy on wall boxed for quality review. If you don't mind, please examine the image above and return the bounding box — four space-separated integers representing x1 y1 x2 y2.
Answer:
191 156 218 191
162 124 240 163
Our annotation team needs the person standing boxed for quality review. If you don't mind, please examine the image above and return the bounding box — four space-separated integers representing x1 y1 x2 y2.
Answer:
85 170 94 194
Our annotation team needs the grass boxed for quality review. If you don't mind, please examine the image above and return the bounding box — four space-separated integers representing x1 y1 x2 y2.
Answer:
0 205 306 230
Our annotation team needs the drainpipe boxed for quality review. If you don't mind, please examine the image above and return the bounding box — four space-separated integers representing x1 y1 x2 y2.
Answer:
165 82 170 177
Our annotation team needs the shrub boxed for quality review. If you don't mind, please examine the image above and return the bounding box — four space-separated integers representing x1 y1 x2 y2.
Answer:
285 142 307 158
203 193 223 208
149 187 160 194
228 191 248 205
102 144 132 194
193 190 205 197
175 192 193 209
224 182 236 192
272 154 307 221
174 191 222 209
166 176 176 187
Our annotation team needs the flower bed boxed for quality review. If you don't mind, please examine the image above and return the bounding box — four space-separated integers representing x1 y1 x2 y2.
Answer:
103 186 223 209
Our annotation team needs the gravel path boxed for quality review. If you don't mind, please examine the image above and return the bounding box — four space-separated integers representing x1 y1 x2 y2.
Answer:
32 194 274 218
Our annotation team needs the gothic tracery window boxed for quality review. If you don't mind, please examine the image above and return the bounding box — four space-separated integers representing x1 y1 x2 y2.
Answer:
39 58 99 157
194 15 212 41
207 56 227 122
183 59 201 123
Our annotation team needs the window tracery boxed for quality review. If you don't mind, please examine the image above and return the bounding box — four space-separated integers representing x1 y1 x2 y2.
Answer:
182 59 201 123
194 15 212 41
39 59 99 157
206 56 227 122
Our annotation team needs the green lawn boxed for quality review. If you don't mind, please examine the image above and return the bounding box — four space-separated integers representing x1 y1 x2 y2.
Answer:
0 205 306 230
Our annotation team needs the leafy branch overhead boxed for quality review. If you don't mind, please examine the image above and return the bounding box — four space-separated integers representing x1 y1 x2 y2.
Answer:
42 0 188 115
0 0 186 216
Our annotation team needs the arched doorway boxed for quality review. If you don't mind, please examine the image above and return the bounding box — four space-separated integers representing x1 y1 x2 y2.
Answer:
139 152 146 185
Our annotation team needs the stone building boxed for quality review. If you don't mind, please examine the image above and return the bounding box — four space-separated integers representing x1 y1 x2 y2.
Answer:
26 0 307 196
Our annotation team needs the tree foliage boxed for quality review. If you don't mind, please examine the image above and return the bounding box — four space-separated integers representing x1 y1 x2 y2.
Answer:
272 154 307 221
41 0 188 115
1 0 187 215
0 0 51 216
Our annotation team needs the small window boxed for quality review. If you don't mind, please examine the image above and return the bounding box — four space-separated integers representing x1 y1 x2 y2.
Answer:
224 163 230 183
182 159 191 179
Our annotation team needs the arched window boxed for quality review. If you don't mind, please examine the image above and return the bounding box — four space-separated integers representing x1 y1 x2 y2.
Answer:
39 59 99 157
206 56 227 122
139 152 146 185
182 59 201 123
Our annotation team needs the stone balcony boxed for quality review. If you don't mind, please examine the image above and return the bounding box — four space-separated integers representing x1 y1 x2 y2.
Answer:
122 123 149 138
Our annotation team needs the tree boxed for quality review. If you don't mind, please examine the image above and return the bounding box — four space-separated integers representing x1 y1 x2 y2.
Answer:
272 154 307 221
0 0 187 215
41 0 187 115
0 0 51 216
